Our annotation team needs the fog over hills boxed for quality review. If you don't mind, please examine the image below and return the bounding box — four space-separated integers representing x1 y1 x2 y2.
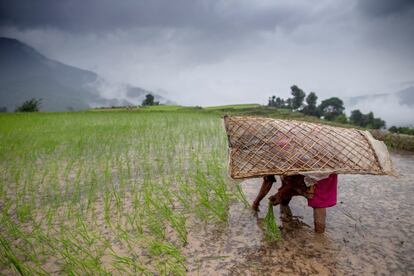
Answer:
344 86 414 127
0 37 169 111
1 36 412 126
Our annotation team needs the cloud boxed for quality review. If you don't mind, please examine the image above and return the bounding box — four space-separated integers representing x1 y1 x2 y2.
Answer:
346 94 414 127
357 0 414 18
0 0 413 113
0 0 319 34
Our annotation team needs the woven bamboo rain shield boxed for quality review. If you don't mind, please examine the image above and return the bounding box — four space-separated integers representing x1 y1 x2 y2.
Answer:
224 116 394 179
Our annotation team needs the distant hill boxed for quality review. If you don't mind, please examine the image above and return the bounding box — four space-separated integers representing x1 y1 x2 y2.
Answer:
344 87 414 127
0 37 169 111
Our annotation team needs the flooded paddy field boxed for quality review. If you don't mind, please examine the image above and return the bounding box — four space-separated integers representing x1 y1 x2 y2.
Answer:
0 111 413 275
185 151 414 275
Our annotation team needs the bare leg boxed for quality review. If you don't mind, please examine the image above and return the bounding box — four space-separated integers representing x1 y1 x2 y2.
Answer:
280 204 293 221
252 176 275 211
269 176 296 206
313 208 326 233
270 177 294 220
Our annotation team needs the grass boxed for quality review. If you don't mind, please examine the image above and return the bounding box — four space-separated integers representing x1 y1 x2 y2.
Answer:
204 104 261 110
0 110 237 274
263 204 282 242
140 105 183 111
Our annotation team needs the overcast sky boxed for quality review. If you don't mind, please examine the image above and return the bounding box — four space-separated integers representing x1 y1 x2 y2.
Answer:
1 0 414 106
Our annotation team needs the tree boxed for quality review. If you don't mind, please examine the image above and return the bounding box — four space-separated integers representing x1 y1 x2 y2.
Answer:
306 92 317 108
15 98 41 112
268 95 285 108
388 126 414 135
285 98 293 109
142 94 159 106
368 117 386 129
318 97 345 120
302 92 319 117
388 126 398 133
349 109 364 125
268 95 276 107
349 109 386 129
290 85 306 110
275 97 285 108
0 106 7 112
334 114 348 124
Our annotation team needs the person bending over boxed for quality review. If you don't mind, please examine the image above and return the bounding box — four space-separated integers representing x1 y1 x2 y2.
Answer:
252 174 337 233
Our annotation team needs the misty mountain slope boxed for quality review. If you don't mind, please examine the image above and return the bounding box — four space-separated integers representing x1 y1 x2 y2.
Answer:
0 37 101 111
0 37 168 111
345 87 414 127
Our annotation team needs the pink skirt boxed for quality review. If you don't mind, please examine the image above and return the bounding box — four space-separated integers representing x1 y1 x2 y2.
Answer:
307 174 338 208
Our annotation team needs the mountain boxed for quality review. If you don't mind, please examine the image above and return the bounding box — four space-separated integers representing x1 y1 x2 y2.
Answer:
344 86 414 127
0 37 169 111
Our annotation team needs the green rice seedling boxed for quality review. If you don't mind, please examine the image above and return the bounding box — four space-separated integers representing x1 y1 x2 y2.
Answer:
0 234 30 275
102 190 112 226
264 204 282 242
155 201 188 245
172 187 192 211
110 253 150 275
0 220 49 274
147 239 186 275
86 169 98 210
112 189 123 215
76 215 95 247
146 212 166 240
194 165 230 222
0 110 236 273
125 212 144 235
45 206 56 228
235 183 250 208
0 178 5 202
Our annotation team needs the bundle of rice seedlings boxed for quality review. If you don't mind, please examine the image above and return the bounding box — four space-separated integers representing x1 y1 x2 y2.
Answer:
264 204 282 242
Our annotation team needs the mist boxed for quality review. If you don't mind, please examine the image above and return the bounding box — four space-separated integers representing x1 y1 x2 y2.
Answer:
346 94 414 127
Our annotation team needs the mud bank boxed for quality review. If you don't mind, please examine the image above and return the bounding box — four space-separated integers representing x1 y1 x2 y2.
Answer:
184 151 414 275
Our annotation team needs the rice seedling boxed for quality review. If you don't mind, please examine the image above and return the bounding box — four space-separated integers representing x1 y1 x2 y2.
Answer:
0 234 31 275
0 110 246 274
235 183 250 208
263 204 282 242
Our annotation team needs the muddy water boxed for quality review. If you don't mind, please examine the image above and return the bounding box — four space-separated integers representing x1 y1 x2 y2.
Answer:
184 151 414 275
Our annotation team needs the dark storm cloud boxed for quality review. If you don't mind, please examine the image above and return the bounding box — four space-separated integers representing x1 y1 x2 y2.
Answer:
354 0 414 57
0 0 316 34
357 0 414 17
2 0 414 42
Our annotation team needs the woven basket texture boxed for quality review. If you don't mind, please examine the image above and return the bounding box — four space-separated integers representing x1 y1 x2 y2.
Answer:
224 116 388 179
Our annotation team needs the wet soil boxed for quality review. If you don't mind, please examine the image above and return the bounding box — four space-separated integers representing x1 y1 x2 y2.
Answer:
184 151 414 275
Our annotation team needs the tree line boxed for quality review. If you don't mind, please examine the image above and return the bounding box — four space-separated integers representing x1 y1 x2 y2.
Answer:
0 94 159 113
268 85 386 129
388 126 414 136
3 92 413 135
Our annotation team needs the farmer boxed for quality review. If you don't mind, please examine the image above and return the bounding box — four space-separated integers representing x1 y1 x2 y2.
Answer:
252 174 338 233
